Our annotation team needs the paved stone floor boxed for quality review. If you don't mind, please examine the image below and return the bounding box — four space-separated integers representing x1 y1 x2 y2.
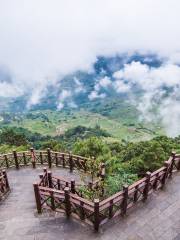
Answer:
0 167 180 240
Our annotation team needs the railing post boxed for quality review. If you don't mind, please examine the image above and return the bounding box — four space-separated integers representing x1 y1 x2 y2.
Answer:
48 171 53 188
13 150 19 169
48 171 55 211
161 161 170 189
64 187 71 218
70 179 75 194
169 152 176 178
39 173 44 186
2 170 10 190
40 151 43 165
4 154 9 168
143 171 151 201
62 154 65 168
88 181 93 190
133 186 138 203
94 199 100 232
50 190 55 211
23 152 27 165
33 183 42 213
57 179 61 190
177 155 180 171
121 185 128 216
43 168 48 186
55 152 58 167
30 148 36 169
109 199 113 219
153 173 159 190
80 201 85 220
43 167 47 174
69 152 73 172
47 148 52 168
39 174 43 179
0 171 5 194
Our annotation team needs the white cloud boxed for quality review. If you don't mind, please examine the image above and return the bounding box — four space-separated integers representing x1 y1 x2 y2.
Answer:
113 80 130 93
160 99 180 137
1 0 180 99
59 90 71 101
113 61 180 136
57 89 71 110
68 101 77 108
27 84 47 109
114 61 180 91
88 91 106 100
0 82 23 98
0 0 180 136
99 76 112 88
73 77 85 93
57 102 64 110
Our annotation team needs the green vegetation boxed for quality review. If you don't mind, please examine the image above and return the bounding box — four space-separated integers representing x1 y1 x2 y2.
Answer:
0 125 179 198
0 109 179 199
0 109 163 142
73 136 179 198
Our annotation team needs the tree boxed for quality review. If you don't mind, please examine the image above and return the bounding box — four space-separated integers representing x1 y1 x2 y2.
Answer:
73 137 110 159
0 128 28 146
40 139 65 151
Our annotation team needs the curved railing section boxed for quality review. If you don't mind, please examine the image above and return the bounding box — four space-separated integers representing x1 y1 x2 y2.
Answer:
33 152 180 231
0 148 89 172
0 149 180 231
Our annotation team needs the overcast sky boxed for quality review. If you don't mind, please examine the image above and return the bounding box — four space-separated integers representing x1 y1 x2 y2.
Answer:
0 0 180 89
0 0 180 136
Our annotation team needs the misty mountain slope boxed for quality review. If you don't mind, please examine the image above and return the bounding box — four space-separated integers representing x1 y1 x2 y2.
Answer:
0 54 162 111
0 54 179 137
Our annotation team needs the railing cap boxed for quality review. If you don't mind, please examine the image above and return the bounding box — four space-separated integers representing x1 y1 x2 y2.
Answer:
33 182 39 186
123 185 128 190
94 198 100 203
171 151 176 157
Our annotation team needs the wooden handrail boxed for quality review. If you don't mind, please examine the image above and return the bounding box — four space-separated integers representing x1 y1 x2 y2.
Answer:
1 149 180 231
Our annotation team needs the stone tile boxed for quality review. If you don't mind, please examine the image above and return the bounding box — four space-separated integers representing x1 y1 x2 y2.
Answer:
1 168 180 240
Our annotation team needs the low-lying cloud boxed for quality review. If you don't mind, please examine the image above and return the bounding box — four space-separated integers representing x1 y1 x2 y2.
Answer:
92 61 180 137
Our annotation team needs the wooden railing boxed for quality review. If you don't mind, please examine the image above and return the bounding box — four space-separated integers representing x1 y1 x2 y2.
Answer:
33 152 180 231
0 149 180 231
34 168 97 228
38 168 83 196
0 170 10 201
0 148 89 172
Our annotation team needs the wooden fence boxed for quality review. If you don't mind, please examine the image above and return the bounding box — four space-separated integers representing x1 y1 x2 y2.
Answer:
0 149 180 231
34 168 97 228
0 148 89 172
33 152 180 231
0 170 10 201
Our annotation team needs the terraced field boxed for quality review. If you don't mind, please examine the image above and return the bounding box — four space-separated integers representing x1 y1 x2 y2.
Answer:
3 109 163 142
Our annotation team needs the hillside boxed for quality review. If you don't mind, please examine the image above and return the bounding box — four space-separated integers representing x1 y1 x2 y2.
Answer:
0 108 163 142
